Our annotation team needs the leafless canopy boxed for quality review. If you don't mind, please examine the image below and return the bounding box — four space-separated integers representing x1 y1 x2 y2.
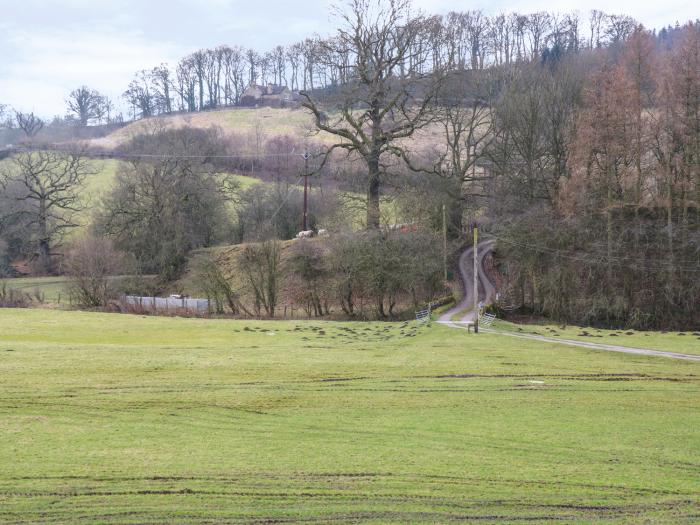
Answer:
66 86 105 126
301 0 444 229
0 150 92 273
14 111 44 139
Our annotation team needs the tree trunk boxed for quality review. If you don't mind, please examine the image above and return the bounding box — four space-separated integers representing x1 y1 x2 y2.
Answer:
606 181 614 284
367 152 381 229
37 199 52 274
198 75 204 111
377 296 386 318
667 172 674 279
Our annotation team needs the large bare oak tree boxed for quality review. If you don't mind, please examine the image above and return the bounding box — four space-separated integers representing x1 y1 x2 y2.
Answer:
301 0 443 229
66 86 107 126
0 151 92 274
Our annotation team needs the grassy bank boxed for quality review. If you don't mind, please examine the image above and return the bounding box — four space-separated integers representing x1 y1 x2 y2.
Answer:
0 309 698 523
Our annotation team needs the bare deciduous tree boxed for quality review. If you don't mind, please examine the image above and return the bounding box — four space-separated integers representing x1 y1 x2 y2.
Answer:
191 254 251 315
246 49 259 86
123 71 155 119
434 71 495 223
240 239 281 317
176 56 198 112
221 45 246 105
63 235 129 307
97 127 235 279
302 0 443 229
288 239 329 317
66 86 104 126
0 151 92 273
14 111 44 139
150 65 173 114
0 104 10 128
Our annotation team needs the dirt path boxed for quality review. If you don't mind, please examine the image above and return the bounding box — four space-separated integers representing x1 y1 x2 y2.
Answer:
442 322 700 362
438 240 495 324
439 242 700 363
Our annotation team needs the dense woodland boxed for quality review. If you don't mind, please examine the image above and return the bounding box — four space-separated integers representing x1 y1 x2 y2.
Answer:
114 8 693 119
488 25 700 329
1 0 698 328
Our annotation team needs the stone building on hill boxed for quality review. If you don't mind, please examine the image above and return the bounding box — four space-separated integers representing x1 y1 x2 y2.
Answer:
239 84 296 107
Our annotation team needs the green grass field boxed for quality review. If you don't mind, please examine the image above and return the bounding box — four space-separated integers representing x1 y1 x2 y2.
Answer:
1 276 141 305
1 276 71 303
1 309 699 523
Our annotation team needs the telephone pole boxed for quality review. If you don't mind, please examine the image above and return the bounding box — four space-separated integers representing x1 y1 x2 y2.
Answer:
473 223 479 333
302 150 309 231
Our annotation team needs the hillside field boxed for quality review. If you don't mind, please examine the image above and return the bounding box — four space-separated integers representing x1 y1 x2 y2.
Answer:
89 107 324 150
88 106 445 152
0 309 699 523
74 160 395 237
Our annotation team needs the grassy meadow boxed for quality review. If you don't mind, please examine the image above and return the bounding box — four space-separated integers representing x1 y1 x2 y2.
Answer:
1 308 699 523
1 276 71 303
1 276 142 305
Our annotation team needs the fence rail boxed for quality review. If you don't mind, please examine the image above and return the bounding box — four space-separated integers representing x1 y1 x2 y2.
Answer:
416 306 431 324
479 312 496 327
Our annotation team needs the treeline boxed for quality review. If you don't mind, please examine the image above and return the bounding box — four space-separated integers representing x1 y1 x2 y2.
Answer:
463 25 700 329
0 121 445 319
119 8 671 118
0 127 328 276
193 232 444 320
2 0 698 326
0 8 690 127
0 131 446 320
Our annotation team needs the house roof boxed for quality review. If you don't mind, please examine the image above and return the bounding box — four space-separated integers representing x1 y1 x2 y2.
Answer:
243 84 290 97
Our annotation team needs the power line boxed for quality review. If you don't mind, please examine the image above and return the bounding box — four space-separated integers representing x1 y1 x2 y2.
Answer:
5 147 368 170
6 149 698 273
6 147 324 160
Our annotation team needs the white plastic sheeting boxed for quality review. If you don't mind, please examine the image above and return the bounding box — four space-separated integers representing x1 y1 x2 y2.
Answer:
122 295 210 313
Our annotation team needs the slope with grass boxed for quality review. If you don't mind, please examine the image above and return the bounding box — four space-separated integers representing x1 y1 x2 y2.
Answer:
74 159 259 239
89 107 323 150
90 106 446 153
0 309 698 523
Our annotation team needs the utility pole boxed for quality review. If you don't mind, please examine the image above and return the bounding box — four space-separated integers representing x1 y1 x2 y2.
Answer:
302 149 309 231
442 204 447 283
473 223 479 333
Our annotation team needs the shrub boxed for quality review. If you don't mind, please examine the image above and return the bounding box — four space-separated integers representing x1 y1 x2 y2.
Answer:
63 235 130 308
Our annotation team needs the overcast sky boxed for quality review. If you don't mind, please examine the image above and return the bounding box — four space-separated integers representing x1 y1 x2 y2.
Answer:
0 0 696 117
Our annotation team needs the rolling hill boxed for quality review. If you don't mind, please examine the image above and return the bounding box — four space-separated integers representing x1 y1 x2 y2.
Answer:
89 107 323 150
